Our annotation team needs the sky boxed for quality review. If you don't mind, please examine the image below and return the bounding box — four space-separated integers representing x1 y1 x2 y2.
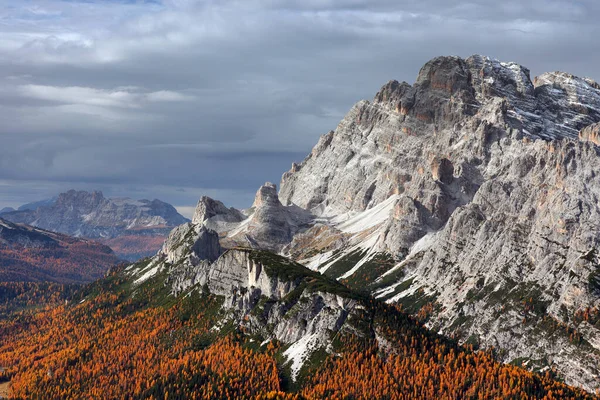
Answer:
0 0 598 218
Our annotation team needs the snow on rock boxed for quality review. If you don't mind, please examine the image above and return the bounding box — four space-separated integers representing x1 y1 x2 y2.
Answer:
334 195 400 234
338 234 380 279
300 250 338 271
283 333 321 380
133 264 162 285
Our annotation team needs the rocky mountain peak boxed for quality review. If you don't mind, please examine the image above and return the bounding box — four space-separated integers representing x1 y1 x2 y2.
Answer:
179 183 313 253
160 224 222 265
191 196 246 232
58 189 103 200
252 182 281 208
273 54 600 390
467 54 535 97
192 196 231 225
55 189 106 211
415 55 474 94
534 71 600 91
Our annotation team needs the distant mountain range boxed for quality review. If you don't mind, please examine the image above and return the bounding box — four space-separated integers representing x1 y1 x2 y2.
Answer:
0 217 120 283
0 190 189 260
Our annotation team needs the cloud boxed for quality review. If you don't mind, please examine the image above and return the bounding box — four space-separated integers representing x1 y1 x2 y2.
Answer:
18 84 194 108
0 0 598 210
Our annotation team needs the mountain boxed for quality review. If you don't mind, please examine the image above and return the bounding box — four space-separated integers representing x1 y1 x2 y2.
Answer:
158 55 600 391
1 190 189 261
2 54 599 397
0 234 591 398
278 55 600 391
0 217 120 283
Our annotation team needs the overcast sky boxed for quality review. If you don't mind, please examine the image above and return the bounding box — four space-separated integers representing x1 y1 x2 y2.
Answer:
0 0 598 217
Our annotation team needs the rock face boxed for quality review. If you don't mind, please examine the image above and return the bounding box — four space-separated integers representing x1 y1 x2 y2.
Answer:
279 55 600 214
160 224 223 266
242 183 313 250
191 196 245 226
1 190 189 260
189 183 313 252
162 55 600 392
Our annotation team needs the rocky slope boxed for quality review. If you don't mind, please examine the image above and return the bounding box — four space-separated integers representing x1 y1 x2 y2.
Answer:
0 217 120 283
171 55 600 391
1 190 189 260
126 228 367 381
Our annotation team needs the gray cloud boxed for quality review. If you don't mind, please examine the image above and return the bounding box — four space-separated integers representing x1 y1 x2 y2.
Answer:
0 0 598 211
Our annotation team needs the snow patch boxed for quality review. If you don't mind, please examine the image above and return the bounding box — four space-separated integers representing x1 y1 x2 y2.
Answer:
134 262 162 285
283 333 321 381
374 273 418 300
378 231 438 280
374 280 404 299
409 231 439 256
226 216 253 237
0 220 14 229
338 234 380 279
334 195 399 234
300 249 337 271
81 212 96 223
386 277 431 304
